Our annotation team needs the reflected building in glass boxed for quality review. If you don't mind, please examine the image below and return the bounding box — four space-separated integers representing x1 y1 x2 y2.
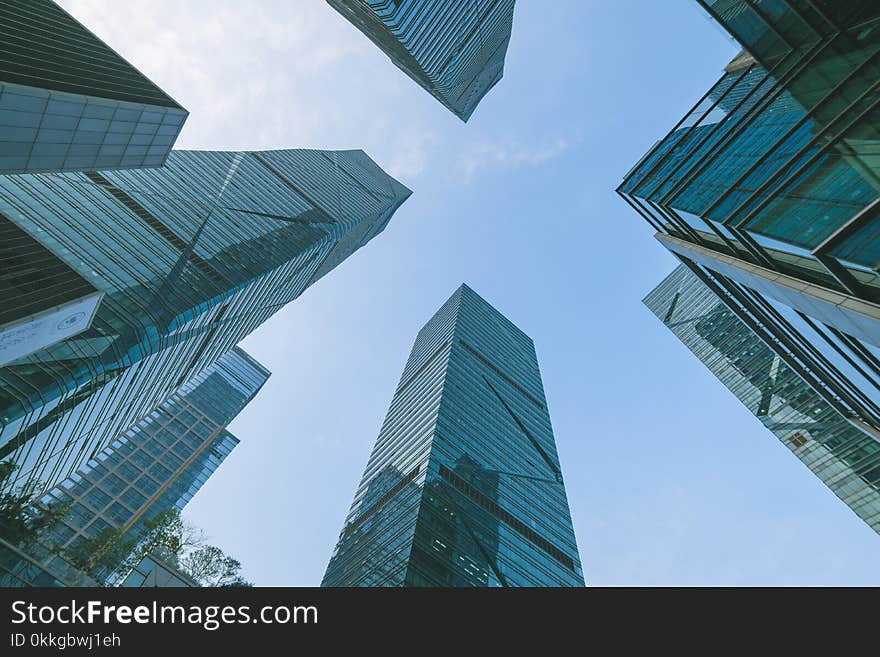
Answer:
323 284 584 587
0 538 97 587
0 0 188 174
618 1 880 530
326 0 516 122
618 2 880 340
0 347 267 587
645 265 880 533
0 148 410 494
619 1 880 280
28 347 268 585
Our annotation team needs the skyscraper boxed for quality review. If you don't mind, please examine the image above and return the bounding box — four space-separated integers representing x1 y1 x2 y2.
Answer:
645 265 880 533
326 0 516 122
0 0 188 174
617 3 880 340
0 148 410 494
0 347 267 587
323 284 584 587
617 2 880 529
1 347 268 586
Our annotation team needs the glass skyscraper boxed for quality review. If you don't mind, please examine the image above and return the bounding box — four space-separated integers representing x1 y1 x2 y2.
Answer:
323 284 584 587
0 347 269 587
326 0 516 122
620 1 879 277
0 0 188 174
645 265 880 533
0 148 410 495
40 348 267 549
618 3 880 344
617 1 880 529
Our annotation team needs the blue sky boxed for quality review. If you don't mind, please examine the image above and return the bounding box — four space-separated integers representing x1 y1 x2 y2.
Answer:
62 0 880 585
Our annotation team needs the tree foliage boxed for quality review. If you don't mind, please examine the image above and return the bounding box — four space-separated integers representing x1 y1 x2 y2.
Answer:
137 509 206 558
0 460 250 587
137 510 252 587
64 528 137 575
179 545 250 587
59 508 251 587
0 460 69 547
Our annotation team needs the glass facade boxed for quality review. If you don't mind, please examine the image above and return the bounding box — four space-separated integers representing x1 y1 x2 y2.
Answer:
618 2 880 304
120 552 196 587
0 0 188 173
617 2 880 532
0 211 103 366
323 284 584 587
0 148 410 494
26 347 267 585
645 265 880 533
0 534 98 587
326 0 515 122
700 1 879 74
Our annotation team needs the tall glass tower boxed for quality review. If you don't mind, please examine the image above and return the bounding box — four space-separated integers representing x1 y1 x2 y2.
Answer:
0 148 410 494
0 0 188 174
617 1 880 528
617 2 880 350
326 0 516 122
619 2 880 280
645 265 880 533
38 347 268 584
323 284 584 587
1 347 269 587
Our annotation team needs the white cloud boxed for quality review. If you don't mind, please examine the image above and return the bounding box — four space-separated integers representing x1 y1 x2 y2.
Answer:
57 0 433 176
382 130 437 180
59 0 560 190
456 134 578 182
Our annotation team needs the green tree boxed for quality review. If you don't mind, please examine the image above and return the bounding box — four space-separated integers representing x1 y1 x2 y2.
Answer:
117 510 252 587
137 509 205 558
0 462 250 587
179 545 252 587
0 460 69 547
64 528 137 576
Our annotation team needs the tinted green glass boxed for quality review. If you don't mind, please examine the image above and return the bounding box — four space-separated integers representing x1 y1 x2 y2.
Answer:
645 266 880 533
0 0 188 173
327 0 515 122
0 149 410 494
323 285 584 587
30 348 268 584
